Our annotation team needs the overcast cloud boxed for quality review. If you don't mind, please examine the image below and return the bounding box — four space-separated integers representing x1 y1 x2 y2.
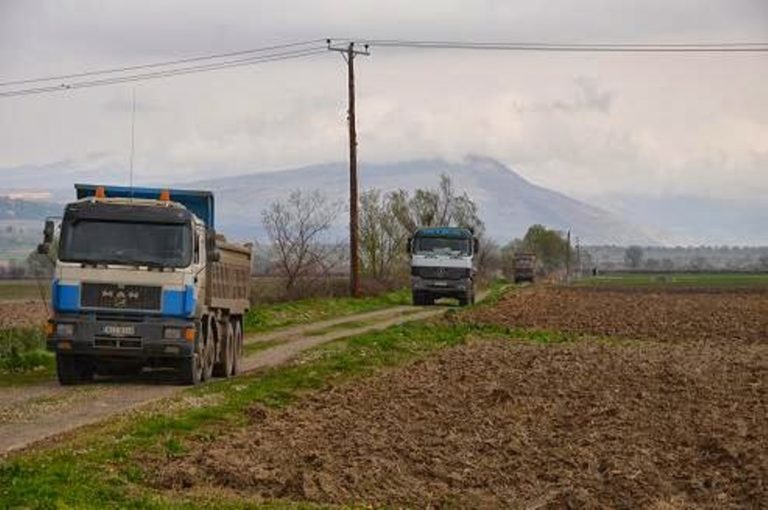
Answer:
0 0 766 203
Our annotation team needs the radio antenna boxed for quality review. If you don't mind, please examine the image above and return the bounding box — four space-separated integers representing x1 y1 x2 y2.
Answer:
129 87 136 201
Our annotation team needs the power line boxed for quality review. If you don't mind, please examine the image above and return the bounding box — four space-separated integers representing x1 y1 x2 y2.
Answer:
0 39 328 87
0 46 329 98
358 39 768 52
2 37 765 98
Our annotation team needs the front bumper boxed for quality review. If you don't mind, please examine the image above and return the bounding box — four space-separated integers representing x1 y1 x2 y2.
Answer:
411 276 471 296
47 313 197 360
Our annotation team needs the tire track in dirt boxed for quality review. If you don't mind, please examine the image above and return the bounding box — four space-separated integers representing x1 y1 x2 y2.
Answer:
0 300 468 455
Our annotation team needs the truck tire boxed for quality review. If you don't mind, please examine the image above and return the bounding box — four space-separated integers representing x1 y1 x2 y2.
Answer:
56 354 93 385
179 353 202 385
231 318 243 376
458 289 474 307
213 320 234 378
201 316 216 381
414 291 433 306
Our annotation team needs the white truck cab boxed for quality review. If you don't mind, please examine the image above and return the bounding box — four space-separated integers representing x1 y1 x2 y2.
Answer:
408 227 478 306
40 184 251 386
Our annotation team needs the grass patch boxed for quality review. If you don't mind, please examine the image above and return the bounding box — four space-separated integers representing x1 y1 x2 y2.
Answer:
242 339 284 356
0 280 45 302
304 320 372 336
0 327 54 386
574 272 768 289
243 288 410 334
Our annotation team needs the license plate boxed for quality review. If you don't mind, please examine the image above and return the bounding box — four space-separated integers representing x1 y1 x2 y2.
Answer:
432 281 448 287
103 325 135 336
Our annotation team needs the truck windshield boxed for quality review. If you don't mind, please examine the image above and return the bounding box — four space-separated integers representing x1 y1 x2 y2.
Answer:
413 237 470 256
59 220 192 268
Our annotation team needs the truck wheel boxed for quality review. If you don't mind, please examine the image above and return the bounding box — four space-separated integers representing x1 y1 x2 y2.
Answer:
231 319 243 376
201 317 215 381
412 291 421 306
56 354 93 385
179 353 202 385
214 320 234 378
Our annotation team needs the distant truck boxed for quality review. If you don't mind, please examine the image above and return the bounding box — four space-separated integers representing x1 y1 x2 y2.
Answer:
408 227 478 306
38 184 252 385
513 252 537 283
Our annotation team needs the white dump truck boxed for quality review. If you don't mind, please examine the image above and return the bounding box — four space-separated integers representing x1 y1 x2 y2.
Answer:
39 184 251 385
408 227 478 306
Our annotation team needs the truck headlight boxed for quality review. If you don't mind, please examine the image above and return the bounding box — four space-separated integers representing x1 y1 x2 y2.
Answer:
163 327 182 340
56 323 75 337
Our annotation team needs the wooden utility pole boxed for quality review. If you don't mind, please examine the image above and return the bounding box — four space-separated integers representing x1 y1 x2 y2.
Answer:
566 229 572 282
328 40 369 297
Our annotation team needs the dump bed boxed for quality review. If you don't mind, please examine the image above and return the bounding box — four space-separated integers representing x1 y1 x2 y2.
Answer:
513 253 537 283
207 236 251 314
75 184 215 228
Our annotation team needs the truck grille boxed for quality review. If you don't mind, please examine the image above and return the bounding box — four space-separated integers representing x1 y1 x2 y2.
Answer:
81 283 162 311
411 266 470 280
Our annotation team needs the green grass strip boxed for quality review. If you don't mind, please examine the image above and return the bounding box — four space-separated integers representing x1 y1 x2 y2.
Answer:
243 289 410 335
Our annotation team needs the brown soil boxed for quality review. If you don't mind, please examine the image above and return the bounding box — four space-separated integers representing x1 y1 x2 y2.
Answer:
154 338 768 508
468 286 768 344
0 300 48 329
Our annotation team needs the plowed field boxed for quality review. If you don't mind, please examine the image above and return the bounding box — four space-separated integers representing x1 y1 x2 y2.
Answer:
0 300 47 329
469 286 768 344
152 286 768 508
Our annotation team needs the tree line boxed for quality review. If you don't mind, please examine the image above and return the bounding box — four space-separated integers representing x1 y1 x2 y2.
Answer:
259 173 575 297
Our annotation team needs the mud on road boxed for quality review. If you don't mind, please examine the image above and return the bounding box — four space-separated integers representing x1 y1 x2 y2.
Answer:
155 339 768 508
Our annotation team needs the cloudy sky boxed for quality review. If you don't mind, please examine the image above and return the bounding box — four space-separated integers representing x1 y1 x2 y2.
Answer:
0 0 766 204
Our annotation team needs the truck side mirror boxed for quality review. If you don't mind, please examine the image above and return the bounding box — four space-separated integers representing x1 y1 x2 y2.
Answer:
43 220 55 243
406 237 412 254
473 238 480 253
38 220 55 254
206 229 221 263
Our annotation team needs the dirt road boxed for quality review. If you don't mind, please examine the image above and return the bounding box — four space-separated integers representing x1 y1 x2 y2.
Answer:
0 303 454 455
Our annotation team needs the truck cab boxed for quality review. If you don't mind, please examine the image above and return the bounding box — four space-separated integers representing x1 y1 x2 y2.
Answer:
40 184 251 385
408 227 478 306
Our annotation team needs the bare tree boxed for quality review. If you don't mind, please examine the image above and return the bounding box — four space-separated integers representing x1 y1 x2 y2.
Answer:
390 173 485 236
359 189 409 283
475 236 501 279
624 245 644 269
261 190 341 294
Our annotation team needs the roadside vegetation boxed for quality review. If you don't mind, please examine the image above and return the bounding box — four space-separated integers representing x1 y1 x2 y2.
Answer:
0 327 53 386
243 288 410 334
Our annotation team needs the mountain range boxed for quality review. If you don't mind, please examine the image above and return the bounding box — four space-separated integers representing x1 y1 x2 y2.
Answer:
188 156 661 245
2 155 766 246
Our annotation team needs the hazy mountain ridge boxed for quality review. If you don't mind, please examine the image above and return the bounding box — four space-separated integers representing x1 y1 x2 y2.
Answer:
191 156 662 245
590 193 768 246
0 196 60 221
5 156 763 246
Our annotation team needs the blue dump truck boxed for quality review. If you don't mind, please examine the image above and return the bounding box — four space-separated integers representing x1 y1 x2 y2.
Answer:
38 184 252 385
